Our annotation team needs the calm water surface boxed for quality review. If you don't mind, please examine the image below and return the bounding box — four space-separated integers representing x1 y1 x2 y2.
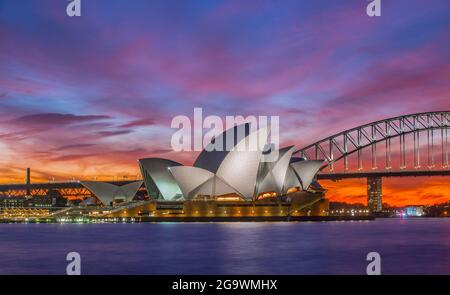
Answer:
0 218 449 275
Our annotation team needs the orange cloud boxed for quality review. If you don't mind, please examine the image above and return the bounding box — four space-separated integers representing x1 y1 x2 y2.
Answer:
323 176 450 206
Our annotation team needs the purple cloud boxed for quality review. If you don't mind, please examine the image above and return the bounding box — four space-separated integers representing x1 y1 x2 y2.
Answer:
8 113 110 126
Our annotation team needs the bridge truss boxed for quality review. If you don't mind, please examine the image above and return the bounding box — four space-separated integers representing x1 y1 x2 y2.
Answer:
0 181 136 198
295 111 450 172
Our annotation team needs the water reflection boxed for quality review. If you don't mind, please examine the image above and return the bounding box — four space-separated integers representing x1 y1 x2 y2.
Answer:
0 218 449 274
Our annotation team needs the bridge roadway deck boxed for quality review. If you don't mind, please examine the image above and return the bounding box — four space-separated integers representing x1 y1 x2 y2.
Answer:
1 170 449 193
318 170 450 180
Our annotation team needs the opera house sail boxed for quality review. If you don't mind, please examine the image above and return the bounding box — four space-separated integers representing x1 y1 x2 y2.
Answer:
81 181 143 206
138 158 183 200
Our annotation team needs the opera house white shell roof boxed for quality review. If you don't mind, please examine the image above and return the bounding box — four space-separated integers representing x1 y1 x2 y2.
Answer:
138 124 325 201
81 181 143 206
256 146 296 195
194 123 251 173
138 158 182 200
290 160 324 191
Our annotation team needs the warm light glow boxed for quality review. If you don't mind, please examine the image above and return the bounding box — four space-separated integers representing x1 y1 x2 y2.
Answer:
322 177 450 206
216 196 241 201
286 187 300 194
257 192 278 200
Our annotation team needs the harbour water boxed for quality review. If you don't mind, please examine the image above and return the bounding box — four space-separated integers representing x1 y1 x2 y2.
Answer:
0 218 449 275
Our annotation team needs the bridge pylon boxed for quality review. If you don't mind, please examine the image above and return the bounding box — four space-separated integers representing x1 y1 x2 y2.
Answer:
367 176 382 213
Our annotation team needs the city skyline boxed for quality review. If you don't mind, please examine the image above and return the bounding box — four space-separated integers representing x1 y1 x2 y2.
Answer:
1 0 449 206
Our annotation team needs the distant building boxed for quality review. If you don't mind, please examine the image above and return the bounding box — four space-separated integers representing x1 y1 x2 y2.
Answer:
405 206 424 216
0 196 27 208
46 189 68 207
425 202 450 217
329 202 370 216
27 195 53 208
0 190 68 209
367 177 382 212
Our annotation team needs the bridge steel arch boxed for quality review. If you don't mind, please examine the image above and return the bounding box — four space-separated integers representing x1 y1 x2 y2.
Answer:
295 111 450 172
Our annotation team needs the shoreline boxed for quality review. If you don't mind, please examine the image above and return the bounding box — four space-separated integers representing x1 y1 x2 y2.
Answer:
0 215 375 223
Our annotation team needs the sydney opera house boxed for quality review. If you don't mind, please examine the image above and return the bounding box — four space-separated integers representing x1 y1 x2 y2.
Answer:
80 123 328 219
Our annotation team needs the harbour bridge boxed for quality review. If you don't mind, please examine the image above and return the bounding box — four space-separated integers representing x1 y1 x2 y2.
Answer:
295 111 450 210
0 111 449 211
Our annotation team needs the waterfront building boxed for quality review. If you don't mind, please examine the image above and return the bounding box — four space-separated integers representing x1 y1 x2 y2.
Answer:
76 124 328 219
104 124 327 218
405 206 424 217
0 196 27 208
138 124 325 202
367 176 382 212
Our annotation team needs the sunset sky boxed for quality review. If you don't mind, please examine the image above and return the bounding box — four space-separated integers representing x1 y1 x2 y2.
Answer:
0 0 449 206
